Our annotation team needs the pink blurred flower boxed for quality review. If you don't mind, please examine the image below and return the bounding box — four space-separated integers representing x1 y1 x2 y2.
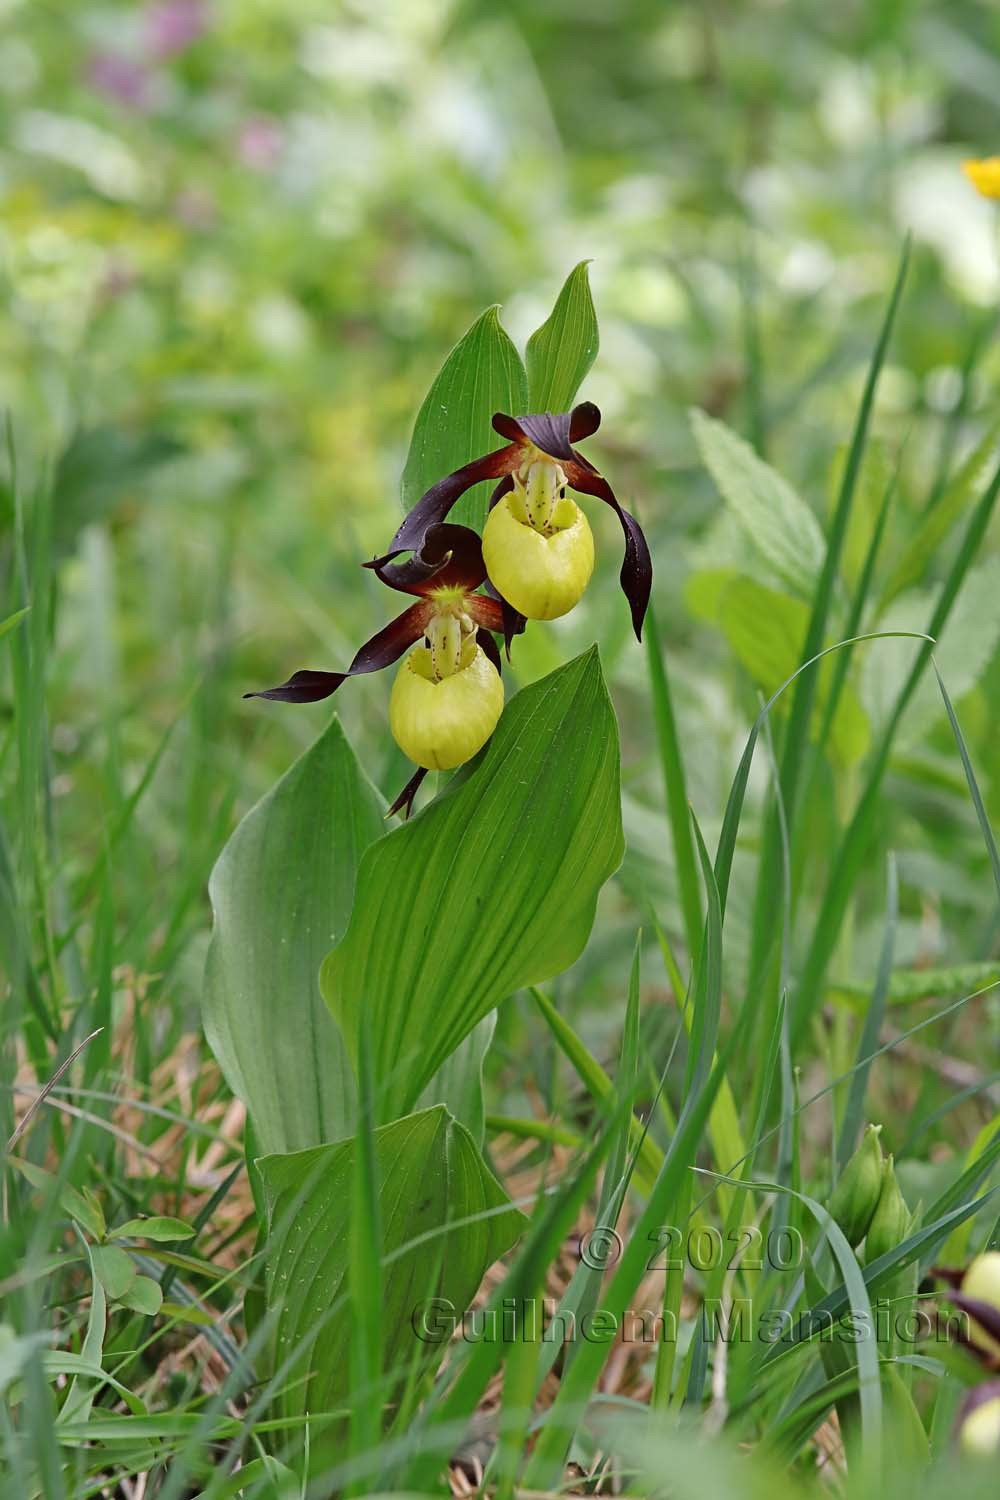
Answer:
88 53 151 111
145 0 208 60
237 115 284 172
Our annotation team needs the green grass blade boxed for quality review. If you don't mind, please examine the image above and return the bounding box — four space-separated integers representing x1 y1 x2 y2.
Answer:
933 660 1000 906
748 240 910 996
645 599 703 958
794 454 1000 1040
836 853 898 1170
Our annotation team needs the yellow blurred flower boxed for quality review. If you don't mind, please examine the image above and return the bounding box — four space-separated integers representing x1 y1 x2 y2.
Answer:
963 157 1000 199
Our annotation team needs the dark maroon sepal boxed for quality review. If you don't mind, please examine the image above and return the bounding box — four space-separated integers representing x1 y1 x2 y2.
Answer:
368 523 487 596
482 580 525 658
569 401 602 441
950 1291 1000 1347
476 627 502 676
244 670 346 704
565 462 651 641
247 601 430 705
488 475 514 512
491 403 601 464
386 765 428 820
368 447 519 569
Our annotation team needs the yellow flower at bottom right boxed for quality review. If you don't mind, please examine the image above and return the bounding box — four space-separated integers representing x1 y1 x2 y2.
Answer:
964 157 1000 199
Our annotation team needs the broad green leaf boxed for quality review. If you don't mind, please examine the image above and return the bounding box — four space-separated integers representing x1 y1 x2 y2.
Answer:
862 563 1000 745
690 408 826 598
401 305 527 530
258 1106 524 1455
686 572 870 765
526 261 599 412
9 1157 106 1241
91 1245 136 1302
110 1216 194 1243
117 1277 163 1316
418 1014 495 1146
322 648 624 1121
203 716 385 1156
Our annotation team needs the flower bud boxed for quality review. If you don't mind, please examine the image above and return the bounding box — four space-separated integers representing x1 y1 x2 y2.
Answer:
960 1251 1000 1360
864 1154 909 1262
827 1123 884 1248
482 491 594 621
958 1381 1000 1458
389 644 504 771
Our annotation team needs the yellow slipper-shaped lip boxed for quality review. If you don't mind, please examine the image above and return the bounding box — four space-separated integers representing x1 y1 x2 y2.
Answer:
482 494 595 621
389 643 504 771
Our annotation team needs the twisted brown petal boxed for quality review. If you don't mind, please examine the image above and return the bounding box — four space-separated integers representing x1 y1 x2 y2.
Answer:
367 524 488 596
466 592 505 635
367 447 519 571
491 402 601 461
245 600 431 703
563 458 652 641
476 626 502 676
950 1290 1000 1348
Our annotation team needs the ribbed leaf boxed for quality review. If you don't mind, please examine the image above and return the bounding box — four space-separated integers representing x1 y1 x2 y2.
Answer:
258 1106 524 1457
687 572 870 765
525 261 599 412
322 649 623 1122
690 408 826 598
203 717 385 1156
401 306 527 531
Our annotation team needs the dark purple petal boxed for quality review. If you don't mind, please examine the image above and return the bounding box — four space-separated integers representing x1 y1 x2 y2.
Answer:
950 1291 1000 1347
246 601 430 703
368 447 519 570
368 524 487 596
386 765 428 820
244 669 347 704
492 412 526 443
508 411 575 462
481 580 526 658
490 403 601 462
956 1379 1000 1435
564 459 652 641
488 474 514 512
569 402 602 442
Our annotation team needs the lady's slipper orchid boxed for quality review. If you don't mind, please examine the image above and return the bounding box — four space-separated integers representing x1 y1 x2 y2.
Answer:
368 403 651 640
247 524 506 816
949 1252 1000 1363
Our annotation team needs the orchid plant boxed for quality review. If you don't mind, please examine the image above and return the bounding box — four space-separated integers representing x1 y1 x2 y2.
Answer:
204 265 637 1475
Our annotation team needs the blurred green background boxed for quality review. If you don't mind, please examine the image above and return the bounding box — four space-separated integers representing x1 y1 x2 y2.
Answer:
3 0 1000 1071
